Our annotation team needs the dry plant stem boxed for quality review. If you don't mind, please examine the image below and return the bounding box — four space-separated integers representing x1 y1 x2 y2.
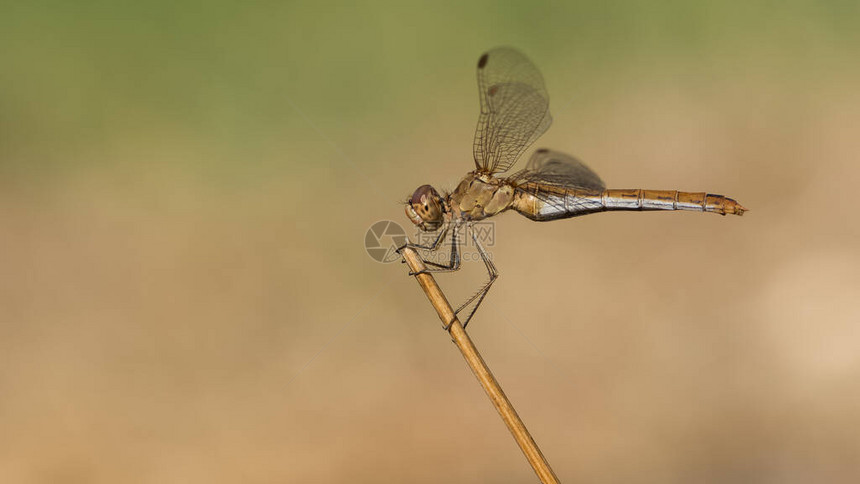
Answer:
400 246 561 484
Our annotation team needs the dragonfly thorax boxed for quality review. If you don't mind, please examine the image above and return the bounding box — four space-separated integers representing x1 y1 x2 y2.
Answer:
405 184 448 232
449 173 515 222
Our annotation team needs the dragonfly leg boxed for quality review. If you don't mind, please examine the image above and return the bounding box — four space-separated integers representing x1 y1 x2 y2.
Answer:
399 225 463 276
452 228 498 329
397 224 449 252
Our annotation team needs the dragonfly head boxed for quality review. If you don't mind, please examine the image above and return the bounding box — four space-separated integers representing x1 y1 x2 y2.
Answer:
405 184 446 232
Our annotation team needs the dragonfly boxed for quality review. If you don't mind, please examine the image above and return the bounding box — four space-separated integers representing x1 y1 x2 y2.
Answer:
400 47 746 329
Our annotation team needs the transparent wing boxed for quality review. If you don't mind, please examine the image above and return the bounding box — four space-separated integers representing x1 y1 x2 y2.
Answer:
515 148 605 190
508 149 606 218
473 47 552 175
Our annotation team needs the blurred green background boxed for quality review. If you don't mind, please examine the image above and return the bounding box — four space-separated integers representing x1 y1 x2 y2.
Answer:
2 1 859 482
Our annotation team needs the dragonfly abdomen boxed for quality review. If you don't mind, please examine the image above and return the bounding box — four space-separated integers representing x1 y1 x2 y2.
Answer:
513 186 746 221
603 189 747 216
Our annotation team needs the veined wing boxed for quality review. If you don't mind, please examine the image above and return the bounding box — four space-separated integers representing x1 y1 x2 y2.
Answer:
512 148 605 190
510 148 606 217
473 47 552 175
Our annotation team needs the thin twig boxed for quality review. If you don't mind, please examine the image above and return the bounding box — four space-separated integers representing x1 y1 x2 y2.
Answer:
400 246 561 484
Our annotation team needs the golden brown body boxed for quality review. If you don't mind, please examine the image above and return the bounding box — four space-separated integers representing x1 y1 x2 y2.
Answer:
512 183 746 220
445 171 746 224
448 172 515 222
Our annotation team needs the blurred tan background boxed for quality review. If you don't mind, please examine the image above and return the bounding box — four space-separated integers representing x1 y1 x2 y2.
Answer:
2 1 859 482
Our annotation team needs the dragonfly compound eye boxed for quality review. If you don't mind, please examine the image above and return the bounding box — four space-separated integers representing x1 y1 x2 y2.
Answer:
406 185 444 231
